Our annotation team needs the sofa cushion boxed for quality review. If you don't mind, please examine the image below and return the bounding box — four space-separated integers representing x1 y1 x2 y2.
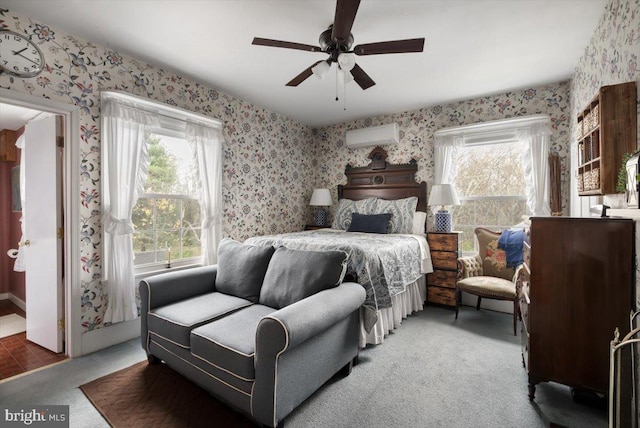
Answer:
259 247 348 309
216 238 276 303
148 292 251 348
191 304 276 381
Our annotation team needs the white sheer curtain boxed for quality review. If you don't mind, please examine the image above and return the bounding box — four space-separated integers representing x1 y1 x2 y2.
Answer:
13 134 26 272
517 122 552 216
102 98 158 324
187 122 224 265
433 134 463 185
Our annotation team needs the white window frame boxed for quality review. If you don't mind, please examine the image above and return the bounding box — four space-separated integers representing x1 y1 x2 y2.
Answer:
101 90 223 278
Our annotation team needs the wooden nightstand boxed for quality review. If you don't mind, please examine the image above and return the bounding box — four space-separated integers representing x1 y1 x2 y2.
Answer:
426 231 461 307
304 224 330 231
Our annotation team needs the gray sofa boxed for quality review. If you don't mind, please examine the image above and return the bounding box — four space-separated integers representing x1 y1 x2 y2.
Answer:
140 239 366 427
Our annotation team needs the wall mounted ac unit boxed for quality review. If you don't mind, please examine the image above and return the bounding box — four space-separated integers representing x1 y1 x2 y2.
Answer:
345 123 399 149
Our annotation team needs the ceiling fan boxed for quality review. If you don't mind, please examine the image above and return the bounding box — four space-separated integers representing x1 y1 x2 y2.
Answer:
252 0 425 90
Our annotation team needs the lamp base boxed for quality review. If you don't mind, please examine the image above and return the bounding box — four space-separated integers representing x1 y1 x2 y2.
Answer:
434 209 452 232
314 208 328 226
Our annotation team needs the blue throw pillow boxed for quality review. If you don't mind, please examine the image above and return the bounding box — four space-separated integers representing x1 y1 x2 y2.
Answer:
347 212 392 234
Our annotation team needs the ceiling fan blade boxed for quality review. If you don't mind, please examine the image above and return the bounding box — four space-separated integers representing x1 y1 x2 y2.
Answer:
286 61 323 87
353 38 425 55
332 0 360 43
350 63 375 90
252 37 322 53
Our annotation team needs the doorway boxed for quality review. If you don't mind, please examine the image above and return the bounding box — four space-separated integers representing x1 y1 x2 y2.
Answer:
0 104 68 380
0 88 81 374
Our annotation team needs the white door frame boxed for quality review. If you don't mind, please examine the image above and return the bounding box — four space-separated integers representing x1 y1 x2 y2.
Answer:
0 88 81 358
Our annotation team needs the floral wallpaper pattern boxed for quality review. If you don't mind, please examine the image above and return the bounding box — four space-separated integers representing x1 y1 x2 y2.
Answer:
312 82 572 223
0 9 315 333
570 0 640 217
2 1 633 338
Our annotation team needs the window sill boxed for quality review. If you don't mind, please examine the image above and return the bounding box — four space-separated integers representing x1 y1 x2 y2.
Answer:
134 263 203 281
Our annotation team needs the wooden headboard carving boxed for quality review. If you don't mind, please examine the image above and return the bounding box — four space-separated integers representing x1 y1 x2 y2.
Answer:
338 147 428 211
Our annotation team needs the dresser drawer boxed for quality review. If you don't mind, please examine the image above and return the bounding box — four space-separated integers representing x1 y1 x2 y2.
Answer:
427 269 457 288
427 233 458 251
427 286 456 306
430 251 458 270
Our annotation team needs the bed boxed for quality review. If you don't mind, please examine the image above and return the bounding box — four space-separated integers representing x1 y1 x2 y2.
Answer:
246 147 433 347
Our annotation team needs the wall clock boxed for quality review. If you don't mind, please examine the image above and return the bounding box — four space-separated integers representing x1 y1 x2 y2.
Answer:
0 30 45 77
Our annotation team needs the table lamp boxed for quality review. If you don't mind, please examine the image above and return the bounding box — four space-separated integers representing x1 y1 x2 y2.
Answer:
428 184 460 232
310 188 332 226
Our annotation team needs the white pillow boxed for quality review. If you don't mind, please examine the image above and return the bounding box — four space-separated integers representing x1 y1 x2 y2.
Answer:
412 211 427 235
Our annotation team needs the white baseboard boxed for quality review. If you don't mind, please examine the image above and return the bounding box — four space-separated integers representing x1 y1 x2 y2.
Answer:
9 294 26 312
81 317 140 356
461 293 513 314
0 293 27 312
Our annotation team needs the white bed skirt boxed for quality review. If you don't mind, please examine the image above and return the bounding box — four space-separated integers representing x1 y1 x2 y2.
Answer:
359 275 427 347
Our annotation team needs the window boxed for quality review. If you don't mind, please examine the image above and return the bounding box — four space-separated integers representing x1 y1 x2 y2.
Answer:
452 141 527 253
132 133 201 268
101 91 223 323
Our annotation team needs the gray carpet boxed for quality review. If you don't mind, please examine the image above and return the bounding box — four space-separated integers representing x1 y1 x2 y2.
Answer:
0 306 606 427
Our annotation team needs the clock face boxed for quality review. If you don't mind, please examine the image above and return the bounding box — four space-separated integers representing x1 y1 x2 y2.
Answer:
0 31 45 77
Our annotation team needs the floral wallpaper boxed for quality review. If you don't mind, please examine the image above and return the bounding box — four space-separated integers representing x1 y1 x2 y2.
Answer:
312 82 572 221
570 0 640 216
0 9 315 333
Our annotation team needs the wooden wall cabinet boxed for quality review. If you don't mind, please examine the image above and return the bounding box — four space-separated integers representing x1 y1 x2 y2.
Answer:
525 217 635 400
0 129 17 162
426 231 460 307
576 81 637 195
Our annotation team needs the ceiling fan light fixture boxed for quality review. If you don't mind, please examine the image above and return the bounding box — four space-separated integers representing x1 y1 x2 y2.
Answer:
337 52 356 71
338 67 354 85
311 60 331 79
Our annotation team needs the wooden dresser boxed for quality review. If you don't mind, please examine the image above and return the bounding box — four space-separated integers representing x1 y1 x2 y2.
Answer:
523 217 635 401
426 231 461 307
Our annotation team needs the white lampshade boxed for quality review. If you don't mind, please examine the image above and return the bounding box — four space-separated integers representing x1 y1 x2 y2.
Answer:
428 184 460 232
428 184 461 208
311 61 331 79
310 188 332 206
337 53 356 71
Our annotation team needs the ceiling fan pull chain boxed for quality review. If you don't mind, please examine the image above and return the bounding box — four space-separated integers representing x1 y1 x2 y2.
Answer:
335 65 339 102
343 70 347 111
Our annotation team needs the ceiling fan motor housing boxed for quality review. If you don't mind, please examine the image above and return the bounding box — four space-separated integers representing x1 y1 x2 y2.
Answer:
319 26 354 62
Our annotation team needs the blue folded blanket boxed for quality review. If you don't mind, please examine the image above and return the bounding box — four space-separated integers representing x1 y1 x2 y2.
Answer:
498 229 524 268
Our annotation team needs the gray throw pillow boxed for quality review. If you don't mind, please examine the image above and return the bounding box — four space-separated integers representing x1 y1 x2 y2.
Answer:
216 238 276 303
259 247 349 309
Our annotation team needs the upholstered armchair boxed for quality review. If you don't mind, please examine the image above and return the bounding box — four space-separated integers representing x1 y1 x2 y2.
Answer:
455 227 522 335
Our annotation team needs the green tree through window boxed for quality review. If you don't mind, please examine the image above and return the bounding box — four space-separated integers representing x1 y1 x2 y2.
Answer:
132 135 201 267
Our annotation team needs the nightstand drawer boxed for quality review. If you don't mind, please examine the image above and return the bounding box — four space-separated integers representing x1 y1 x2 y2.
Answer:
430 251 457 270
427 233 458 251
427 270 457 288
427 286 456 306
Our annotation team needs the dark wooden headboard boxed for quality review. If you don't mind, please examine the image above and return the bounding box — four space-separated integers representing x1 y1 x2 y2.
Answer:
337 147 428 211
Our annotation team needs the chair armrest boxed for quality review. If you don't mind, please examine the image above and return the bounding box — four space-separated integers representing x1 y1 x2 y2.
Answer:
256 282 365 353
458 255 483 279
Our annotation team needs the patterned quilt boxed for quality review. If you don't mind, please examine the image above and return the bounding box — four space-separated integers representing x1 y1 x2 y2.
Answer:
245 229 430 331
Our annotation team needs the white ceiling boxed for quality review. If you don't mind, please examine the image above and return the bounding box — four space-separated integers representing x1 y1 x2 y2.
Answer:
0 103 43 131
2 0 607 127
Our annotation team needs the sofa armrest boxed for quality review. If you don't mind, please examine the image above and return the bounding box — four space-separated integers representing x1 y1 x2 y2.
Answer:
257 281 365 352
139 265 217 354
252 282 365 426
458 255 483 279
140 265 218 312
